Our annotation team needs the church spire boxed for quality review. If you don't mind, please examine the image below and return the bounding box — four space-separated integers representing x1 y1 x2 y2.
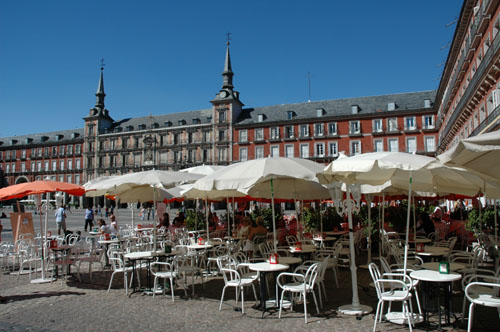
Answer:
222 40 234 90
95 59 106 109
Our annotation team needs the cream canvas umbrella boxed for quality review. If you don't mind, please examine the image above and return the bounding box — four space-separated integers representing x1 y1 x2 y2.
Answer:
179 164 224 176
318 151 496 316
191 157 330 251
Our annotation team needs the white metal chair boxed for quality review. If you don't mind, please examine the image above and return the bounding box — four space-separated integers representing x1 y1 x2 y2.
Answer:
218 265 258 314
464 278 500 332
150 261 178 302
277 262 320 323
107 251 135 295
369 263 415 332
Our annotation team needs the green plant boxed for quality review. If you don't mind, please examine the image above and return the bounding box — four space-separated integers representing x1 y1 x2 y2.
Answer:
185 209 206 230
302 207 320 232
249 207 280 230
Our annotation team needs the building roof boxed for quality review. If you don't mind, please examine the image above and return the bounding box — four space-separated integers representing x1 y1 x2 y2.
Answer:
236 90 436 125
108 108 213 133
0 128 84 148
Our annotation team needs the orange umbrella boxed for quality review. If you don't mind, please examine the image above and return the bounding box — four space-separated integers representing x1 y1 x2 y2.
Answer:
0 180 84 284
0 180 85 201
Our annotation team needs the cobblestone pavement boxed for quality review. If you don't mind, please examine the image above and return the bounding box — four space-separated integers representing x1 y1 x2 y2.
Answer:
2 259 500 332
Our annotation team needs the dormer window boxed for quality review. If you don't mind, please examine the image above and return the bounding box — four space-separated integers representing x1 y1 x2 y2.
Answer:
257 114 265 122
287 111 296 120
424 99 432 108
10 139 18 145
387 102 396 111
127 125 134 131
164 121 172 127
316 109 326 117
115 127 123 133
192 118 201 124
178 119 186 126
351 105 360 114
25 138 33 144
71 132 80 139
151 123 159 129
138 124 146 130
56 134 63 141
41 136 49 142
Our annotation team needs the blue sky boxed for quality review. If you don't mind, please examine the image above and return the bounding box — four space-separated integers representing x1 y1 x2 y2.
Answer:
0 0 462 137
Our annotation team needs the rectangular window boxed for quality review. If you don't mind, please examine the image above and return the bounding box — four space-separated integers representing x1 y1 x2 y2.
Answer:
350 141 361 155
75 144 81 154
239 147 248 161
218 110 226 123
388 138 398 152
52 147 57 155
59 175 64 182
373 119 383 133
5 164 10 173
315 143 325 157
75 174 80 185
270 127 280 140
68 160 73 170
388 118 398 132
255 146 264 159
270 145 279 158
76 159 81 169
405 116 416 130
11 164 15 173
314 123 324 136
218 130 225 141
425 136 436 152
255 128 264 141
44 161 49 171
67 145 73 155
37 162 42 171
31 162 36 172
52 160 57 170
328 122 337 135
300 124 309 137
406 137 417 153
67 175 72 183
328 142 338 156
285 144 294 158
284 126 294 139
38 147 42 157
59 146 65 156
423 115 434 129
21 163 26 172
60 160 65 171
21 149 26 158
239 130 248 143
374 139 384 152
300 144 309 158
349 121 360 134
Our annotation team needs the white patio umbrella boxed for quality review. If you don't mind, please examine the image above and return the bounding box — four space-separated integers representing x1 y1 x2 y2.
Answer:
438 129 500 240
179 164 224 176
318 151 496 316
191 157 330 251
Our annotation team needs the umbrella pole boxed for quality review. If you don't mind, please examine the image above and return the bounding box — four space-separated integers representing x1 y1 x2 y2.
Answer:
413 197 417 239
366 195 372 266
403 171 413 275
226 198 230 237
205 196 210 243
380 193 385 258
232 197 235 236
131 204 135 229
271 179 277 252
153 187 157 252
338 184 371 315
31 196 53 283
495 200 498 243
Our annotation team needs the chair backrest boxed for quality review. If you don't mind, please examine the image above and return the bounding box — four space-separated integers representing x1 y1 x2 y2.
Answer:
286 235 298 247
304 263 320 288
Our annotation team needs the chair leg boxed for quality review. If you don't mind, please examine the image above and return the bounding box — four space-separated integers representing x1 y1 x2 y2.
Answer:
405 301 413 332
124 272 128 295
170 278 175 302
467 303 474 332
373 300 382 332
241 287 245 314
461 294 468 324
153 276 158 298
413 289 422 315
252 283 258 304
303 291 308 324
279 289 286 319
219 286 227 311
108 272 115 292
311 290 320 315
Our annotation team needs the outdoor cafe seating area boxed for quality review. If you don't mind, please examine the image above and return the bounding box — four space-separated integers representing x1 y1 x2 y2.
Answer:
2 130 500 330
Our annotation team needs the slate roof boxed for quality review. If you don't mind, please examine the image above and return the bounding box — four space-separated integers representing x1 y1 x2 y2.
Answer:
0 128 84 148
236 90 436 125
107 108 213 133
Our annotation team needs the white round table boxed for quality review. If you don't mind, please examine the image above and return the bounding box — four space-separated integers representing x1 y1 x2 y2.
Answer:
410 269 461 329
248 262 289 316
186 244 213 250
265 256 302 265
421 262 466 272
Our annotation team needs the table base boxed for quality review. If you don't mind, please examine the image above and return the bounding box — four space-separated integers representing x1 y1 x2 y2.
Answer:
338 304 372 316
385 312 423 325
30 277 55 284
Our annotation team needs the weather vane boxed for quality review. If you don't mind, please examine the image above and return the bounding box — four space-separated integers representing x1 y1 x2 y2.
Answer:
100 58 105 70
225 32 232 46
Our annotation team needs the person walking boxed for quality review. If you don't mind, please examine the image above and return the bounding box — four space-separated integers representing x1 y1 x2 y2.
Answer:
55 204 67 236
84 206 94 232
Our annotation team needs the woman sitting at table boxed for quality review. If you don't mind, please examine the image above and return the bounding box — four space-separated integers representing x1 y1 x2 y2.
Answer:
158 212 170 228
238 216 252 238
98 219 117 237
248 216 267 241
416 212 435 237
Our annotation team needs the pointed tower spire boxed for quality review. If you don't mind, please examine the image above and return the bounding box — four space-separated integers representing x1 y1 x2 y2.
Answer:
95 59 106 109
221 35 234 90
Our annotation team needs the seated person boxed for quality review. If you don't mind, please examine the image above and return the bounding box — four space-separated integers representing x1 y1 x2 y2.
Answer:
237 216 252 238
431 206 443 223
98 218 117 237
416 212 435 237
158 212 170 229
248 216 268 241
